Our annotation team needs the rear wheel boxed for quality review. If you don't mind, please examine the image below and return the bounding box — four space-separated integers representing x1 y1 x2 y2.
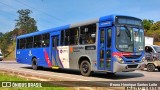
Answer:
147 64 155 72
80 60 92 76
32 58 40 70
157 67 160 71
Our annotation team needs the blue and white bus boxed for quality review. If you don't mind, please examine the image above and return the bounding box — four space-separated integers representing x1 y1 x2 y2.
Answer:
16 15 145 76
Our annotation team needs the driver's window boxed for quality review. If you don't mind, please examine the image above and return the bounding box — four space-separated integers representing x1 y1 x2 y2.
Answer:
145 46 153 53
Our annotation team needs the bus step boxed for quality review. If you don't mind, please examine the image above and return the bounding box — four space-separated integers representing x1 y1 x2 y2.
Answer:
52 66 59 69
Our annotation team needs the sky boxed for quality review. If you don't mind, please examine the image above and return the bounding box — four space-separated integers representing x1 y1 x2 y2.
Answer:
0 0 160 33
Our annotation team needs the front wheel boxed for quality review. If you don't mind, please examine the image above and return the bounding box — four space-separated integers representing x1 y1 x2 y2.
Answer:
80 60 92 76
147 64 155 72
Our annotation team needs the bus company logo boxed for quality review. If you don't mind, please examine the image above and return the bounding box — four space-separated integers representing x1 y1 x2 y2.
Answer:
28 50 32 56
2 82 11 87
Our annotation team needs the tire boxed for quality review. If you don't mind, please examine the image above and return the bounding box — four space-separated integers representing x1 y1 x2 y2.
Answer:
157 67 160 71
80 60 92 76
147 64 155 72
32 58 39 70
107 72 115 76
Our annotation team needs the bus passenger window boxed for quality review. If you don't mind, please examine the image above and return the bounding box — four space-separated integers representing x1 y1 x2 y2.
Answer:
80 24 96 44
19 38 26 49
42 33 50 47
17 39 20 49
34 35 42 48
70 28 79 45
61 30 64 46
65 29 70 45
26 37 33 48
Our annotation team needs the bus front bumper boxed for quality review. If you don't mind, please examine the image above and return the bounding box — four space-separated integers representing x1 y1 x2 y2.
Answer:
113 62 145 72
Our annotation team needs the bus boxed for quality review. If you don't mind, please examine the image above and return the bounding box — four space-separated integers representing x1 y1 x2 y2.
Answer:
16 15 145 76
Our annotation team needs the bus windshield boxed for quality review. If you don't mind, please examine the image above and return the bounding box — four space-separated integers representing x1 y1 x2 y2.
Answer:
116 26 144 52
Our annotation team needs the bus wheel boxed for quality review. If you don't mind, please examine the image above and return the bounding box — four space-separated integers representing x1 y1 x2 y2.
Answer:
80 60 92 76
32 58 39 70
107 72 115 76
157 67 160 71
147 64 155 72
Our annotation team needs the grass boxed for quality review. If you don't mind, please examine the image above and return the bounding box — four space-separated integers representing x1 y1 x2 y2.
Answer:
0 73 69 90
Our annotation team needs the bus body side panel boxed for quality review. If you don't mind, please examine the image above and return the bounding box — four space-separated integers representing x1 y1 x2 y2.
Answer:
32 48 50 67
16 48 50 67
57 46 70 68
16 49 31 64
69 45 97 71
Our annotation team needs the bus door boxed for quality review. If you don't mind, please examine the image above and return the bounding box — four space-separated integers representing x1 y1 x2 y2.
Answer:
98 28 112 71
51 32 62 68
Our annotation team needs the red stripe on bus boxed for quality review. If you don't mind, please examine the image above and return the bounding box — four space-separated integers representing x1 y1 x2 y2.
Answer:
44 49 52 67
112 52 131 57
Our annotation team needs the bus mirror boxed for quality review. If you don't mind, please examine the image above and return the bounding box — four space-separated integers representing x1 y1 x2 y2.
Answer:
91 34 96 38
116 29 120 37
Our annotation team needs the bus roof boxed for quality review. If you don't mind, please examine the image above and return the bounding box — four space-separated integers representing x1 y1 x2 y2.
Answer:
17 14 140 39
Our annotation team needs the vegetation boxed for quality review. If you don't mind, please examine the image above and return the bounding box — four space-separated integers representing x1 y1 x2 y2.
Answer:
0 73 68 90
0 9 38 58
143 20 160 42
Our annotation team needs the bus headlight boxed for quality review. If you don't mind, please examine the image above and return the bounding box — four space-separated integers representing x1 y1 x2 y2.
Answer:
114 55 124 64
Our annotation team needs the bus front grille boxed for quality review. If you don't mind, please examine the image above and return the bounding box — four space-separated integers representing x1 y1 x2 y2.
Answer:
123 55 141 59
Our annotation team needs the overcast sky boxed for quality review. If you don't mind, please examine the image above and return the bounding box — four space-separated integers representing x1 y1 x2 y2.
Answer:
0 0 160 33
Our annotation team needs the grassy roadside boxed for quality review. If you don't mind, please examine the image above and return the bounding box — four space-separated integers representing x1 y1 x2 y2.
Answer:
3 42 16 61
0 73 69 90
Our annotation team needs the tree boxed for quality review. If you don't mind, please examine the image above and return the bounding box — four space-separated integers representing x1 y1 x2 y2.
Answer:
14 9 38 36
0 32 3 37
150 21 160 31
0 32 12 57
142 19 154 31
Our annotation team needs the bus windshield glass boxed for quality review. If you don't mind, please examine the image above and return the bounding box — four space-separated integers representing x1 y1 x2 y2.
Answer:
116 26 144 52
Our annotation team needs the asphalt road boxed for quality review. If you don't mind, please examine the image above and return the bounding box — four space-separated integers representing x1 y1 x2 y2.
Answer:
0 61 159 82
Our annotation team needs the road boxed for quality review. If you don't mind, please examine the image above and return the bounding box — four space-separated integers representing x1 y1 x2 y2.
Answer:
0 61 159 87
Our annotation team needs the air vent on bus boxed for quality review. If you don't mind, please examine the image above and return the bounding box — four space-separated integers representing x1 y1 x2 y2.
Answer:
123 55 141 59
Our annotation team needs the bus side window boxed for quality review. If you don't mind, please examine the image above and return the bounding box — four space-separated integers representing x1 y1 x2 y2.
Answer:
65 29 70 45
34 35 42 48
80 24 96 44
19 38 26 49
70 28 79 45
17 39 20 49
61 30 64 46
42 33 50 47
26 37 33 48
